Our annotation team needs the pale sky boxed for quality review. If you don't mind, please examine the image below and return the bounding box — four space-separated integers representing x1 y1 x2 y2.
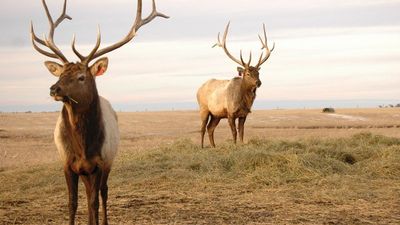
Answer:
0 0 399 111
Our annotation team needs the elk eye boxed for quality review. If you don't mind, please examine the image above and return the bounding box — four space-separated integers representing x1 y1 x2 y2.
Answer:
78 76 85 81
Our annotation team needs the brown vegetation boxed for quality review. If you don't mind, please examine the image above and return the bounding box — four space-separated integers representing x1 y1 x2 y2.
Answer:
0 108 399 224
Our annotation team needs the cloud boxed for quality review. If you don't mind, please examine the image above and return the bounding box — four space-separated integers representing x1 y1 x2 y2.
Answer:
1 1 400 111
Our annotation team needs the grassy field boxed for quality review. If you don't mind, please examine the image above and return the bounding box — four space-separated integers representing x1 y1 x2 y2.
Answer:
0 108 399 224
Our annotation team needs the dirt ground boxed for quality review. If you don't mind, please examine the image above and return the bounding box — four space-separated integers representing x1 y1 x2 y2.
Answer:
0 108 399 224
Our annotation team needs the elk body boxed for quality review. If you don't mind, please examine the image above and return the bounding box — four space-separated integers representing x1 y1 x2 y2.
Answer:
197 22 274 148
30 0 168 224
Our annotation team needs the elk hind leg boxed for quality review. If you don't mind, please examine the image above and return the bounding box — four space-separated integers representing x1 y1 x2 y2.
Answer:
200 109 210 148
207 116 221 148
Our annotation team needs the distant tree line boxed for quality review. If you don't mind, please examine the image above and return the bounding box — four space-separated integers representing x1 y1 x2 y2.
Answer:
378 104 400 108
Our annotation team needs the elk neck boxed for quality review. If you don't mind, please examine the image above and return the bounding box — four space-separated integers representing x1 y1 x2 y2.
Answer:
61 88 105 162
238 76 258 113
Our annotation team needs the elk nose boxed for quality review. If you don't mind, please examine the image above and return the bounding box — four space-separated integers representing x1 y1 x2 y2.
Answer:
50 84 61 96
257 81 262 87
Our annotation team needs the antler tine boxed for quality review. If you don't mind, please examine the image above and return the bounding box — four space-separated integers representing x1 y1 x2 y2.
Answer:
30 22 58 58
258 34 265 49
72 26 102 64
270 42 276 52
214 22 244 67
240 50 252 67
42 0 71 63
54 0 72 27
257 51 264 67
141 0 169 27
31 0 71 63
87 0 169 63
258 24 268 49
240 50 245 66
248 51 252 66
71 34 85 61
133 0 143 29
30 23 59 59
256 23 274 68
30 22 47 46
85 26 102 63
42 0 54 25
212 32 221 48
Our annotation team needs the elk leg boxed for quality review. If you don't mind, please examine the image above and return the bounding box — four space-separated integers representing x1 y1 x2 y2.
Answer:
81 169 102 225
89 169 102 225
207 116 221 147
200 110 210 148
100 168 110 225
64 165 79 225
81 175 94 225
238 116 247 143
228 116 237 144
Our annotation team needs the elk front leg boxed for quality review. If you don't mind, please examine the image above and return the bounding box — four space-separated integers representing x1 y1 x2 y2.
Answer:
228 116 237 144
64 165 79 225
81 175 94 225
81 168 102 225
207 115 221 148
238 116 247 143
100 168 110 225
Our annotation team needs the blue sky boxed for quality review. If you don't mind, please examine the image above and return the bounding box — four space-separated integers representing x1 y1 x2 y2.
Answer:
0 0 399 111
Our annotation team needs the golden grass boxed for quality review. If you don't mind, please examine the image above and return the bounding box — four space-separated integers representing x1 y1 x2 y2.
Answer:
1 108 399 169
1 133 400 224
0 108 399 224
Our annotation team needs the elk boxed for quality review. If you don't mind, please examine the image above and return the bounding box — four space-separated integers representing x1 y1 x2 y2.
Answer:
30 0 168 224
197 22 274 148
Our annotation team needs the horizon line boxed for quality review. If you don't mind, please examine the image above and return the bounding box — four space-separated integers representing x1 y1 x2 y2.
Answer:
1 99 399 113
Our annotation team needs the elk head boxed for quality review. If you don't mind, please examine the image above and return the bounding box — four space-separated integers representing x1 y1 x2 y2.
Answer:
213 22 275 89
31 0 168 110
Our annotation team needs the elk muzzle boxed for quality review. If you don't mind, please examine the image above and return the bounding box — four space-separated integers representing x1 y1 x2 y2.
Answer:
50 83 66 101
256 80 262 87
50 84 60 96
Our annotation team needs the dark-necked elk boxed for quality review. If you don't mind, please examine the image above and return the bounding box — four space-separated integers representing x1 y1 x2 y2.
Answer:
30 0 168 224
197 22 274 148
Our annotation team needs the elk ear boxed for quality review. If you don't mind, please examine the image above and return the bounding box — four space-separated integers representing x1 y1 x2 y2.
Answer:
90 57 109 76
44 61 64 77
237 67 244 76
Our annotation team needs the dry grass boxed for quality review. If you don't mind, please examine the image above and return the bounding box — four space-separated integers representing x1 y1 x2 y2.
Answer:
1 108 399 169
0 109 400 224
1 134 400 224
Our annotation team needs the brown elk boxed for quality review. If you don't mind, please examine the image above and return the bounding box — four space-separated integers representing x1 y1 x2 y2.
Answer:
30 0 168 224
197 22 274 148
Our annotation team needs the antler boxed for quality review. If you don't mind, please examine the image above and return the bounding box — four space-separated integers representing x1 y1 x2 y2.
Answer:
30 0 71 63
214 22 248 67
72 0 169 65
240 50 252 67
255 23 275 68
71 27 101 64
